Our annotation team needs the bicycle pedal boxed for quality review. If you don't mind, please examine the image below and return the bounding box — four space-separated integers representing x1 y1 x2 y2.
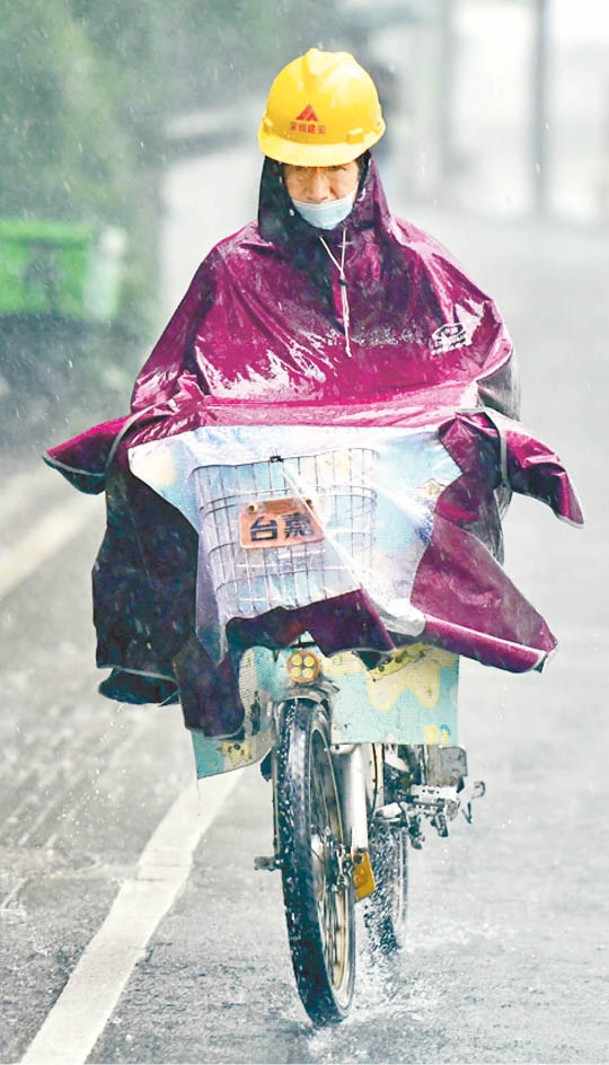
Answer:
254 855 281 871
375 801 404 824
431 812 449 838
353 850 376 901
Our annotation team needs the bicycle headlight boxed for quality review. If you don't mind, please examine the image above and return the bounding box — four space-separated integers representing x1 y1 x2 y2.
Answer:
286 650 321 684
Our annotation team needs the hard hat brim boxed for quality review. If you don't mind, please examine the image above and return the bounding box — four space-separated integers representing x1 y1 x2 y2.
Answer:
258 123 385 167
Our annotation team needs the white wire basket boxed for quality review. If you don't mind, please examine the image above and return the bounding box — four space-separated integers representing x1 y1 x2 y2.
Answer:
194 448 378 620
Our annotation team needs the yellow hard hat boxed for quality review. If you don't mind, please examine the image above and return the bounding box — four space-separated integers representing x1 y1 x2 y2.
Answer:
258 47 385 166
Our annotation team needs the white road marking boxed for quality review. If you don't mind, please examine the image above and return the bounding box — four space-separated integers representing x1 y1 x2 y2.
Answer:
20 770 243 1065
0 494 101 599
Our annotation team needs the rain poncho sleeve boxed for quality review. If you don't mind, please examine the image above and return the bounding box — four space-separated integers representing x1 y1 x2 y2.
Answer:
130 254 219 411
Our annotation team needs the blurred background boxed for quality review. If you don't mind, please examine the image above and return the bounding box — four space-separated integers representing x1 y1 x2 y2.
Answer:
1 0 607 452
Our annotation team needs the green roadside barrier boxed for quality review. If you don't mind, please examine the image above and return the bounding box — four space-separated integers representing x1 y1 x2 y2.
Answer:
0 218 126 321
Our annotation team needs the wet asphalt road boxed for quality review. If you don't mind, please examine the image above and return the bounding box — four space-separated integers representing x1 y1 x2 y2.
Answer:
1 149 608 1064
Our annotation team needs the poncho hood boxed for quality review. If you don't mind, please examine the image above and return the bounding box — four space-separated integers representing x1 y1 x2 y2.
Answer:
256 153 379 246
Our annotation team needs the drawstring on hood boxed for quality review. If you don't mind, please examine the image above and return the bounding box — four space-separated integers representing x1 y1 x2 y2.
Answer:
319 228 353 358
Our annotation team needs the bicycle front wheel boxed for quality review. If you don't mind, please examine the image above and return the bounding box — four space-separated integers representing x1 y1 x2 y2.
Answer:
276 699 355 1025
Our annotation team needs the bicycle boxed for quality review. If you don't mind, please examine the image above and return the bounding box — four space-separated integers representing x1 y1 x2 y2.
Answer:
180 441 485 1024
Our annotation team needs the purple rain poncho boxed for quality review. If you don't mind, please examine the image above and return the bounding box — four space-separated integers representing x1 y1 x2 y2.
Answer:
45 157 583 735
130 158 520 415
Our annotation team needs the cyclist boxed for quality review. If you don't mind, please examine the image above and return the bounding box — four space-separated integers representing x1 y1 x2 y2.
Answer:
46 47 524 711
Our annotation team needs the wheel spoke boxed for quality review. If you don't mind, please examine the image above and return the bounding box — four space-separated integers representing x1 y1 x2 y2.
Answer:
309 754 348 992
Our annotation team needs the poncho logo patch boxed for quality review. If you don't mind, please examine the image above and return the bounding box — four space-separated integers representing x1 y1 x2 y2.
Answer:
430 322 470 354
291 104 326 135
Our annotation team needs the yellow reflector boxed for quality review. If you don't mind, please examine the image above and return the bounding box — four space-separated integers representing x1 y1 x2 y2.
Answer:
353 850 376 901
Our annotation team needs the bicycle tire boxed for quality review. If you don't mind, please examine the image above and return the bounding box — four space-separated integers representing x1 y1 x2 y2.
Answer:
276 698 355 1025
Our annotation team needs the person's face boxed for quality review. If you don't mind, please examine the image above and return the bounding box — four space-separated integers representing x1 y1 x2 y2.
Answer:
283 161 359 203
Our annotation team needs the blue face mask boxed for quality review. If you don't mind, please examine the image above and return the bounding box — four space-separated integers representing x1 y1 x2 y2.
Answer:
290 189 357 230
